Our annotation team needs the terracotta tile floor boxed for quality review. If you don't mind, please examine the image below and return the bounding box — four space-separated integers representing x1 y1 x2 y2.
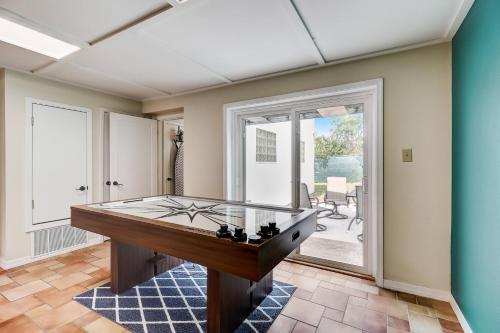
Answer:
0 242 463 333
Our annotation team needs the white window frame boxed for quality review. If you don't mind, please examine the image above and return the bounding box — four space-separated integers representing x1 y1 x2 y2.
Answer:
25 98 93 232
223 79 384 286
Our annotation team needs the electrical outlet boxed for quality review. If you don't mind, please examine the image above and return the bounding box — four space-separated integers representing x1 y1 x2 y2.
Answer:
402 149 412 162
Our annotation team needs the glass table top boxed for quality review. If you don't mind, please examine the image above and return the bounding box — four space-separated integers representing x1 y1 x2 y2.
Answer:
90 195 306 239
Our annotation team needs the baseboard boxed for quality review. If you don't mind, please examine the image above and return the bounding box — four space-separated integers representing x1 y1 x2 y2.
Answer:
450 295 474 333
0 237 103 270
0 255 32 270
383 279 451 302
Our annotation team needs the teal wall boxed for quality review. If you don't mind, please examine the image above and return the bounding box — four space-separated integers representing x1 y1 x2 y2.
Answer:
452 1 500 332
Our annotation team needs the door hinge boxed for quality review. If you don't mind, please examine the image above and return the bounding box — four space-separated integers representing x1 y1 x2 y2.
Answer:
32 200 35 209
31 116 34 126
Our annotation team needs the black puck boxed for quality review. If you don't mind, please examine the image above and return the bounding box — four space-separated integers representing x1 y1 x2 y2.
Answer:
248 234 263 244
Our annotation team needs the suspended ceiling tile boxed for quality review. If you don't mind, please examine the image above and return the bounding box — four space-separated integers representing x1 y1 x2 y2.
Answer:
0 0 169 42
0 41 53 71
294 0 462 61
141 0 318 81
40 62 162 100
68 32 226 93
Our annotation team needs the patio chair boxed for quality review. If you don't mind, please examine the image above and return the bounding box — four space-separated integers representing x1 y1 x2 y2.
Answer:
323 177 349 219
348 185 363 242
299 183 327 232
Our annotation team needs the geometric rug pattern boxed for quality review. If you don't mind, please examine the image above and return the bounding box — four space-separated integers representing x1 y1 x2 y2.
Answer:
74 263 296 333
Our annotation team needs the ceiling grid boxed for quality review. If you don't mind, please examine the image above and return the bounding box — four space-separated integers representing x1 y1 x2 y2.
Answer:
0 0 474 100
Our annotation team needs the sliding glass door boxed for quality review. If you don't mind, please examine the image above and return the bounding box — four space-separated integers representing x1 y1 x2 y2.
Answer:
244 113 292 206
233 92 375 275
294 102 368 272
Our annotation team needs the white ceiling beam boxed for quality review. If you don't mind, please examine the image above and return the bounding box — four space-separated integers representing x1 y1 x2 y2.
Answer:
88 3 172 45
280 0 325 65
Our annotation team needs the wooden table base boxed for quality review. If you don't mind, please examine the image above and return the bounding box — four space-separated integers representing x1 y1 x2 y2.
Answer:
110 239 274 332
110 239 184 293
207 269 273 333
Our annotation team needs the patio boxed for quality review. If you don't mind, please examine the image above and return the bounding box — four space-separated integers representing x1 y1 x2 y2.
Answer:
300 202 363 267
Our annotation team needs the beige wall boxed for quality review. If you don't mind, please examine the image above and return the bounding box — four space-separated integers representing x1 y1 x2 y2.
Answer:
0 69 142 262
144 43 452 291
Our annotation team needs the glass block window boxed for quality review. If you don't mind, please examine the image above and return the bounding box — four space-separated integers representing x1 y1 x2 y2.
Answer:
256 128 277 162
300 141 305 163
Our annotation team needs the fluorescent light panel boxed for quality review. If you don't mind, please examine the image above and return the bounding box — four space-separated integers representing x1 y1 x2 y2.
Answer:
0 17 80 59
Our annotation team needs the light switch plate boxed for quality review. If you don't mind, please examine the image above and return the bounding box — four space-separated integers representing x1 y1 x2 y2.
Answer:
402 149 412 162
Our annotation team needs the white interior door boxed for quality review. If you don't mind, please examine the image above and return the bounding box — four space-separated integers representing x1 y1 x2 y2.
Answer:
109 113 157 201
31 103 91 225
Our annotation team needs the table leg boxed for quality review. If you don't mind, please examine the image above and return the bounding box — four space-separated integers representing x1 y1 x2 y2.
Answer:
110 239 184 294
207 269 273 333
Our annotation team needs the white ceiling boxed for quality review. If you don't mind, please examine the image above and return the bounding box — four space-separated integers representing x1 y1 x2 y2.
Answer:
0 0 167 42
141 0 318 81
293 0 465 61
48 31 227 93
0 41 53 71
0 0 473 101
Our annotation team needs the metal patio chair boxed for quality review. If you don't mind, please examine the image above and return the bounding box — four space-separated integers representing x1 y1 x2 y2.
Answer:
323 177 349 219
299 182 330 232
348 185 364 242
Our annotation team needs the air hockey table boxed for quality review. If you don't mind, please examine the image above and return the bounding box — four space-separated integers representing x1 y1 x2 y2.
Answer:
71 195 317 333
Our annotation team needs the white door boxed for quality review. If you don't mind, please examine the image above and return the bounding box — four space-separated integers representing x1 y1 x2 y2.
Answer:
31 103 91 225
109 113 157 201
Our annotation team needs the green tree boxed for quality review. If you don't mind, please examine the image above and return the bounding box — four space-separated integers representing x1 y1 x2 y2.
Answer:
315 113 363 167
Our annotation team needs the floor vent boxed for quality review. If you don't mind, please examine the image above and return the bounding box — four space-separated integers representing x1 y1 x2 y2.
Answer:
33 225 88 257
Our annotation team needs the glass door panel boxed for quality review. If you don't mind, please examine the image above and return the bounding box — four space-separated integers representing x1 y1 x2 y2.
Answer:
296 103 367 269
244 113 292 207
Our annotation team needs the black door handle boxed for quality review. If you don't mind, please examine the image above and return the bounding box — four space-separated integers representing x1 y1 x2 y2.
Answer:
105 181 111 186
112 181 124 186
166 177 172 181
75 186 86 191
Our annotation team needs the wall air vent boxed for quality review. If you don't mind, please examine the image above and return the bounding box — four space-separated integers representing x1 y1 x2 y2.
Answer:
33 225 88 257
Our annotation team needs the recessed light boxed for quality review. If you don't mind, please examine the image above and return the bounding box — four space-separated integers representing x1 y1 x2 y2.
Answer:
0 17 80 59
175 0 189 3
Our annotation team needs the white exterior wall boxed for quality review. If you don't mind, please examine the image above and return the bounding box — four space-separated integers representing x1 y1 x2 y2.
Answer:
245 119 315 206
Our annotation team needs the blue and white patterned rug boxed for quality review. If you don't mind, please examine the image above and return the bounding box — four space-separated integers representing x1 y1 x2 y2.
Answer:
74 263 296 333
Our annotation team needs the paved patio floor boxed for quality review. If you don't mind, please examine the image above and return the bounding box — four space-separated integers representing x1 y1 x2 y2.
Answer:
300 204 363 266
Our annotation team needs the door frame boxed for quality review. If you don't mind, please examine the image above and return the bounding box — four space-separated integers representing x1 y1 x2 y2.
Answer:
25 98 92 232
156 113 184 195
223 79 384 285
